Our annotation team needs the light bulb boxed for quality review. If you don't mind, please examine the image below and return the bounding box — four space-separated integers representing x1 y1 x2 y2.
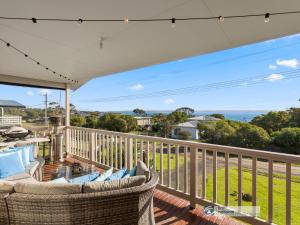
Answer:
171 18 176 28
218 16 225 22
124 17 129 23
264 13 270 23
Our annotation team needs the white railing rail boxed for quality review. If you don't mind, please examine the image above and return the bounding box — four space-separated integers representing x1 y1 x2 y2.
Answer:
0 116 22 127
65 126 300 225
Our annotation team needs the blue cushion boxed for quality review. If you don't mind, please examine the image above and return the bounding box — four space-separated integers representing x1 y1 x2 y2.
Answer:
0 151 25 178
0 147 24 168
29 145 34 162
14 146 30 166
68 172 100 184
94 168 113 182
49 177 68 183
106 168 128 181
128 166 137 177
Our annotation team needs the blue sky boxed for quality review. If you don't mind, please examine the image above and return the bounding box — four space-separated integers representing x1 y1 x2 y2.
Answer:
1 33 300 111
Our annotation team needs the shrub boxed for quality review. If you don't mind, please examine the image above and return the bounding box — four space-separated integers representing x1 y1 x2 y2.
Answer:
272 127 300 154
177 130 192 140
70 115 86 127
233 123 270 149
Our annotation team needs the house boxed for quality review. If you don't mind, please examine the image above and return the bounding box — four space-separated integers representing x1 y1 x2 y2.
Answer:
171 116 220 140
0 100 25 128
134 116 152 127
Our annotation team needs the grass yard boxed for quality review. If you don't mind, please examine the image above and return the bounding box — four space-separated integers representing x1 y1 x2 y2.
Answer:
152 153 185 171
206 167 300 225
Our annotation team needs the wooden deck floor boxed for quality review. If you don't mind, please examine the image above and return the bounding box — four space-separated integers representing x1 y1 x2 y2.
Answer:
43 160 242 225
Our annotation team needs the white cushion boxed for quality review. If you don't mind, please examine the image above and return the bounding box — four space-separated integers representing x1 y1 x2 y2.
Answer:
136 160 150 181
0 181 14 193
83 175 146 193
15 182 82 195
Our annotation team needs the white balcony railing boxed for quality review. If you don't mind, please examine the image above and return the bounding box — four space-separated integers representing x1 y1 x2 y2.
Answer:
65 126 300 225
0 116 22 127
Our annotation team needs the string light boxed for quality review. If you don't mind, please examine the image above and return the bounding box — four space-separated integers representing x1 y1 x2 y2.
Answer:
264 13 270 22
0 10 298 23
0 38 78 84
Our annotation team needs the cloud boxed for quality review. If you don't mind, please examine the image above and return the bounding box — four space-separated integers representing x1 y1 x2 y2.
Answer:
39 89 51 95
240 82 249 86
268 64 277 70
164 98 175 104
26 91 34 96
129 84 144 91
276 59 299 68
265 74 284 82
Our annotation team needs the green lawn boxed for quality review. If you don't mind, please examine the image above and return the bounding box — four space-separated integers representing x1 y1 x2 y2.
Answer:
206 167 300 225
151 153 185 171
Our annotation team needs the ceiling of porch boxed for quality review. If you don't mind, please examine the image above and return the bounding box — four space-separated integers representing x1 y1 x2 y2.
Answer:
1 0 300 90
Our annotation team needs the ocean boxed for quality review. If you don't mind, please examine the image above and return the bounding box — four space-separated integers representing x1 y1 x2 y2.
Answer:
112 110 269 122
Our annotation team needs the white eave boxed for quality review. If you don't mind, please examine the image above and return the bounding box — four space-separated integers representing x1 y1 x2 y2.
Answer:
1 0 300 90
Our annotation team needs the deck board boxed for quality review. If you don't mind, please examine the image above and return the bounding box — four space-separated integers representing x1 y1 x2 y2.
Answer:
43 160 241 225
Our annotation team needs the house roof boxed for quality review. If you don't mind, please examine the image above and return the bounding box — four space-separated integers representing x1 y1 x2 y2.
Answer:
0 100 26 108
188 116 220 121
174 120 199 128
1 1 300 90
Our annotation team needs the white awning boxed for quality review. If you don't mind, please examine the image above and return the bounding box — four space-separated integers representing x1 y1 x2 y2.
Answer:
1 0 300 90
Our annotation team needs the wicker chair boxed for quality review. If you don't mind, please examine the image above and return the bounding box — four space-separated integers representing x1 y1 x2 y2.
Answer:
2 172 158 225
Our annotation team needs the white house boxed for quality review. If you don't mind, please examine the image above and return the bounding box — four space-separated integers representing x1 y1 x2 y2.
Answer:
171 116 220 140
134 117 152 127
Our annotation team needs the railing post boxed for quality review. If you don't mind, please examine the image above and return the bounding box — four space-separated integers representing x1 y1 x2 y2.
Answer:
127 137 133 169
190 146 198 209
65 127 70 154
90 132 96 162
56 133 64 162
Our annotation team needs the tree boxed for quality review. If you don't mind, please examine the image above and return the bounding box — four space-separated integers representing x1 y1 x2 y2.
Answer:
104 118 128 132
175 107 194 116
120 115 138 131
288 108 300 127
198 120 235 144
272 127 300 154
251 111 291 133
210 114 225 120
98 113 137 132
85 115 99 128
70 115 86 127
233 123 270 149
151 114 172 137
133 108 146 117
168 111 188 124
